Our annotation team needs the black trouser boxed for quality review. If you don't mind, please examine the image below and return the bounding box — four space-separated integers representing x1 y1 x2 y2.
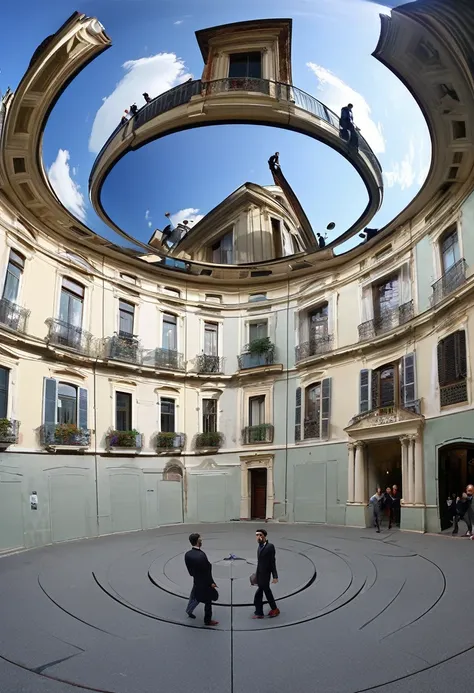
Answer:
453 513 472 534
203 601 212 624
254 583 277 616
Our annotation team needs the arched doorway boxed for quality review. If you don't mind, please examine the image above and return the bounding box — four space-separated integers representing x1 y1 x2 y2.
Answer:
438 443 474 530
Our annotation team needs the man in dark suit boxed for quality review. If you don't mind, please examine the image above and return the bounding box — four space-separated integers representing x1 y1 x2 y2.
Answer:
184 533 218 626
253 528 279 619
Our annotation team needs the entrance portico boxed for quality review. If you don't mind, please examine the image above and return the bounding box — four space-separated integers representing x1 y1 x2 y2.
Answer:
344 406 425 531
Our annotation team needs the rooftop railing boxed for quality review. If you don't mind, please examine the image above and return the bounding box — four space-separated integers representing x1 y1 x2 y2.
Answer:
431 259 467 306
358 300 414 341
46 318 93 355
0 298 30 333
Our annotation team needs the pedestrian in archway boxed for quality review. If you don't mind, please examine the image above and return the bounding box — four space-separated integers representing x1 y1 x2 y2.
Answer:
369 487 383 533
383 487 394 530
392 485 401 526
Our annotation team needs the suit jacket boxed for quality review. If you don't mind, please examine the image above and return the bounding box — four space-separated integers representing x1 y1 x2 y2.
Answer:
184 547 215 603
256 541 278 587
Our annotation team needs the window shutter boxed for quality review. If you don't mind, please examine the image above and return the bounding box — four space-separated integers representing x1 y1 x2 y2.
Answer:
321 378 331 439
295 387 301 442
455 331 467 378
43 378 58 426
0 367 9 419
359 369 372 413
78 388 88 430
400 263 412 305
401 353 416 406
437 340 446 386
361 285 374 323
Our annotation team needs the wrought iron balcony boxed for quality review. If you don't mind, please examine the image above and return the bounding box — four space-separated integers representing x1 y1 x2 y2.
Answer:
195 431 223 450
0 418 19 445
0 298 30 333
46 318 93 354
295 334 333 362
196 354 224 374
238 340 275 370
431 259 467 306
142 348 185 371
243 424 274 445
41 424 91 447
155 431 186 452
358 300 414 341
303 419 320 440
107 430 142 449
104 333 141 364
440 382 468 408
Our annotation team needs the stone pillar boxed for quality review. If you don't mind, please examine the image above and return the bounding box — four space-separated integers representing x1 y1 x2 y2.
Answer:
240 463 249 519
347 442 355 503
354 441 366 504
400 436 409 504
407 435 416 505
414 433 425 505
266 462 274 519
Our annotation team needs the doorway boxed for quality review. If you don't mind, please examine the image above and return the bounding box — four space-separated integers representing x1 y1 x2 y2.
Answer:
367 439 402 526
250 468 267 519
438 444 474 530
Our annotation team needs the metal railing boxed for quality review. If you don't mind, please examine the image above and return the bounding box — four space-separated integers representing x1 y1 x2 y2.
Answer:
196 354 224 374
41 424 91 447
142 348 185 371
431 259 467 306
349 400 422 426
358 300 414 341
303 418 320 440
90 77 382 188
238 344 275 370
295 334 333 362
440 382 468 408
243 424 274 444
46 318 93 354
155 432 186 451
0 298 30 333
0 418 19 444
107 430 142 449
195 431 224 450
103 333 141 364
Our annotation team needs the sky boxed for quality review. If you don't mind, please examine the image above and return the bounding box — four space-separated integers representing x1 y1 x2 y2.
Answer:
0 0 429 255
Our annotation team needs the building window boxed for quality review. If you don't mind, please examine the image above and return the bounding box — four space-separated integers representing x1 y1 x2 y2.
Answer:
160 397 176 432
229 52 262 79
119 300 135 336
0 366 9 418
162 313 177 351
374 276 399 320
372 364 397 408
204 321 218 355
116 391 132 430
308 303 328 336
205 294 222 304
202 398 217 433
120 273 136 284
163 286 181 298
249 292 267 302
303 378 332 439
59 277 84 327
271 218 283 258
249 395 265 426
2 249 24 303
437 331 468 407
440 228 460 273
57 382 78 425
249 320 268 343
212 230 233 264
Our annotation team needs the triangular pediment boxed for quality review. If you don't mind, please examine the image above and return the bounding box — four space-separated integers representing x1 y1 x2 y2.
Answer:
345 406 423 433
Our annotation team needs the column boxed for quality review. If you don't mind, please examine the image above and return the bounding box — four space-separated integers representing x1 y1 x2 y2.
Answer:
414 433 425 505
354 441 366 504
400 436 409 504
407 435 416 505
240 463 249 519
347 443 355 503
266 462 274 519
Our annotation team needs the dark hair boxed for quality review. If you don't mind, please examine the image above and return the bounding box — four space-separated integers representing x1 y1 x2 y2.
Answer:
189 533 201 546
256 528 267 537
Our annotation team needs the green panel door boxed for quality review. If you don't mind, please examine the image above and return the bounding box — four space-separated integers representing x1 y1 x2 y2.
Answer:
50 473 88 543
294 462 327 523
197 475 226 522
157 478 183 525
0 478 24 550
110 472 142 533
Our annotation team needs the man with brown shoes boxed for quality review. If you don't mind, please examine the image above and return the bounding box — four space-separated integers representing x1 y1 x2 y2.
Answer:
252 529 280 619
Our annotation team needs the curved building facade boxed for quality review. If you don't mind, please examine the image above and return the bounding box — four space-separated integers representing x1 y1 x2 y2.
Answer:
1 1 474 552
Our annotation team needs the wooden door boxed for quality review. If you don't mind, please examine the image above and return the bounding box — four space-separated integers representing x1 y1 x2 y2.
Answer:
251 469 267 519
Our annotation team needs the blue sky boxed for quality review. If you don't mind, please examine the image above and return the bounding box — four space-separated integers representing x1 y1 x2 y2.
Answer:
0 0 429 254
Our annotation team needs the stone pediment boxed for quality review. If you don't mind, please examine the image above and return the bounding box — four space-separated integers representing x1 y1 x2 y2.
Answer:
345 406 423 433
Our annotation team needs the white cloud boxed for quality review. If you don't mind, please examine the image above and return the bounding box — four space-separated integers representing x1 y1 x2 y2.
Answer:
48 149 87 221
174 20 183 25
307 63 385 155
384 138 430 190
148 221 152 228
145 209 150 220
170 208 205 227
89 53 192 153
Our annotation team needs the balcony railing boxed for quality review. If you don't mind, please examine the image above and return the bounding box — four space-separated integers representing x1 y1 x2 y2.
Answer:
303 419 320 440
431 259 467 306
295 334 333 362
238 340 275 370
440 382 468 408
196 354 224 374
358 300 414 341
46 318 93 355
195 431 223 450
104 333 141 364
243 424 274 444
0 298 30 333
0 418 19 445
41 424 91 447
142 348 185 371
155 432 186 452
349 400 422 426
107 430 142 449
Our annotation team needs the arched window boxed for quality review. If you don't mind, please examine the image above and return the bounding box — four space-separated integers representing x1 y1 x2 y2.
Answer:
371 364 396 408
57 382 78 425
440 227 460 273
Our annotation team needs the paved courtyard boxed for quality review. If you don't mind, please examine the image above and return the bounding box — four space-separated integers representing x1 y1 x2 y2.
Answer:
1 523 473 693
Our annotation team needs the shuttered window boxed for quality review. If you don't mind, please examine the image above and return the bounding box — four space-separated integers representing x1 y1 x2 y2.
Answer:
401 353 416 406
0 367 9 419
295 387 301 442
43 378 88 429
359 369 372 413
303 378 332 440
321 378 332 439
437 331 468 407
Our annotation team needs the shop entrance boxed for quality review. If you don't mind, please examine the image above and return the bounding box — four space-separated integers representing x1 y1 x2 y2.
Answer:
438 444 474 530
367 438 402 526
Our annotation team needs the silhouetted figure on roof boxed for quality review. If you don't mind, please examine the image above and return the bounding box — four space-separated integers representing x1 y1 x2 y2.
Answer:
143 92 151 104
268 152 280 170
359 228 379 243
120 115 128 125
316 233 326 249
340 104 358 149
130 103 138 116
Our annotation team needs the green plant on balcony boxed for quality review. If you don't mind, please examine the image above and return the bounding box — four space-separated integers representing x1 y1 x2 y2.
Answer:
156 432 178 449
0 418 14 440
54 423 82 444
247 337 273 355
109 429 141 448
195 431 223 449
248 423 272 443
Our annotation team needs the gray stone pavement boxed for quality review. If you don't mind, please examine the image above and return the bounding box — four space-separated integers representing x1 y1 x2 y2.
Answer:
1 523 473 693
